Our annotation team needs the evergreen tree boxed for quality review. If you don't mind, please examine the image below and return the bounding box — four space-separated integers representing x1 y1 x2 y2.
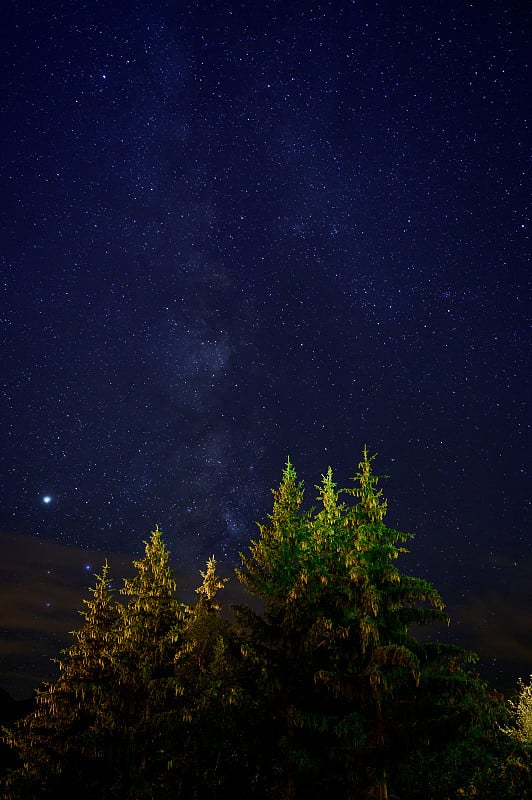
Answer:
174 556 250 798
235 458 321 799
2 562 120 799
390 665 532 800
110 525 186 799
335 449 453 799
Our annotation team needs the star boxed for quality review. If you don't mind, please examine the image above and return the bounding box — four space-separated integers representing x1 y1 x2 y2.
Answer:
42 496 52 505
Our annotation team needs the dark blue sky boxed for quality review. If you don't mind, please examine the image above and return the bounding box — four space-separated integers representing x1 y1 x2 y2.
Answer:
1 1 530 696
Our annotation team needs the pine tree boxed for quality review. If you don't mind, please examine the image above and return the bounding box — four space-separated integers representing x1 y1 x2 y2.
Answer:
338 449 450 799
311 450 478 800
235 458 337 799
174 556 255 799
110 525 186 799
2 562 120 799
389 665 532 799
237 457 307 608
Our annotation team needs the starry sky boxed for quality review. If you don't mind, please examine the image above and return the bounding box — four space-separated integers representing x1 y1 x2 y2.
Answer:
1 1 530 698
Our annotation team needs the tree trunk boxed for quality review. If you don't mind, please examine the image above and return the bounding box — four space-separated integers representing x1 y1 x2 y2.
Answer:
281 701 297 800
365 702 388 800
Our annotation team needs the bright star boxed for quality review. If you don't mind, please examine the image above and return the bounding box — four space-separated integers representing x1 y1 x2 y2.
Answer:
42 495 52 504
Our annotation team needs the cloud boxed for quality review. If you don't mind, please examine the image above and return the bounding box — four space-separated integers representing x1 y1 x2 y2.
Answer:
445 553 532 684
455 589 532 666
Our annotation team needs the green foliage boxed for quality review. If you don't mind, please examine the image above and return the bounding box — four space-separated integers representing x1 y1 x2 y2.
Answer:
503 674 532 743
195 555 228 611
173 556 255 797
105 526 186 798
453 675 532 800
1 562 120 799
235 449 464 799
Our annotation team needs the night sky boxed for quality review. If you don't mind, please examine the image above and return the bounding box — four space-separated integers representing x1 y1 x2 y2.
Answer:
1 1 530 699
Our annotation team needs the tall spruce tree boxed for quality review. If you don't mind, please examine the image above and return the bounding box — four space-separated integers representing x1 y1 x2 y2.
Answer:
110 525 186 799
174 556 251 798
235 458 319 799
331 449 451 799
2 562 120 799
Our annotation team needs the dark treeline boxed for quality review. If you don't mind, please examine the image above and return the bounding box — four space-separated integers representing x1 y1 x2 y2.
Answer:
1 451 530 799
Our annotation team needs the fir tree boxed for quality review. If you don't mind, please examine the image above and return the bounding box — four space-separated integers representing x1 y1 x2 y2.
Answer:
337 449 451 799
235 458 319 799
2 562 120 799
110 525 186 799
175 557 252 799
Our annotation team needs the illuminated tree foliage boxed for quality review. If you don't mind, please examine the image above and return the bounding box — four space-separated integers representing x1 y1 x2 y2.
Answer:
2 562 119 798
108 525 186 798
235 458 315 798
504 675 532 744
173 556 254 797
235 449 469 800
